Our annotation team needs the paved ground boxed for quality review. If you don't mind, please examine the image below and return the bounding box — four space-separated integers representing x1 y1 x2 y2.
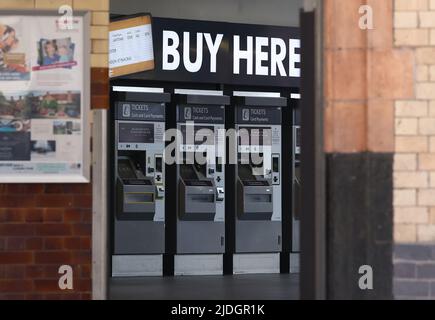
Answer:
109 274 299 300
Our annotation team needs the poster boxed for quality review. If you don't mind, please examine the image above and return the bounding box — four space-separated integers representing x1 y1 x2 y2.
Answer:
0 12 89 183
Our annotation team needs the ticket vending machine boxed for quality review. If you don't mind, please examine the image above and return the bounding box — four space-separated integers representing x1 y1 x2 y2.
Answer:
173 93 229 275
112 91 170 277
227 96 286 274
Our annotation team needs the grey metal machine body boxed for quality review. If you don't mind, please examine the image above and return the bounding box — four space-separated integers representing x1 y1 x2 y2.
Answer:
174 93 229 275
112 91 170 277
232 96 286 274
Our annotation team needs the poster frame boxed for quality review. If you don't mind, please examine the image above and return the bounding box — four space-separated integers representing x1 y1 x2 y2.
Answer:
0 10 91 183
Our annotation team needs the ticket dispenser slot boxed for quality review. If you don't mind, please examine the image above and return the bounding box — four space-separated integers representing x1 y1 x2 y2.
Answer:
112 91 170 277
229 95 286 275
179 163 216 220
174 93 229 275
237 164 273 220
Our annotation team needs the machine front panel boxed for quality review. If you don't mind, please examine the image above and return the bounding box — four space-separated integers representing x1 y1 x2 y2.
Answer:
175 99 227 256
234 103 283 254
112 95 168 264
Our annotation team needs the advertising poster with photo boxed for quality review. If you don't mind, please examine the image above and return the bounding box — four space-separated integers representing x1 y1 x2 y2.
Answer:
0 12 89 183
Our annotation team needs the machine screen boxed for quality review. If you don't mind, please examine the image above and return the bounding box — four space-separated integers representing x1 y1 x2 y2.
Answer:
119 122 154 144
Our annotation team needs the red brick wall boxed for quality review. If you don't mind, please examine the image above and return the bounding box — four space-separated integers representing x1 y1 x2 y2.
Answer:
0 0 109 300
0 65 109 300
0 183 92 299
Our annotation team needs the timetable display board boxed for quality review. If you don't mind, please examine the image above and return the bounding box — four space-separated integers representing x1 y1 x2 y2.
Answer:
109 14 154 78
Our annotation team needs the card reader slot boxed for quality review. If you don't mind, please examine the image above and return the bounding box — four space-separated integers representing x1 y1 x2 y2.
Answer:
155 155 162 173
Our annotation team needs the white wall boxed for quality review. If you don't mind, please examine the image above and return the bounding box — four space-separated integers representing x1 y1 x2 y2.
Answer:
110 0 302 27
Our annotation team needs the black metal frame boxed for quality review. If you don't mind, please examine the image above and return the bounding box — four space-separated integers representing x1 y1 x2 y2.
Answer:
300 8 326 299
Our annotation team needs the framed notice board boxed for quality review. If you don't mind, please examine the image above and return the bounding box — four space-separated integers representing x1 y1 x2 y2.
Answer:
0 10 91 183
109 14 155 78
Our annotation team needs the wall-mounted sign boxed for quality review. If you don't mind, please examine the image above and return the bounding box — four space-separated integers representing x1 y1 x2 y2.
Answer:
113 17 300 88
109 14 154 78
0 11 90 183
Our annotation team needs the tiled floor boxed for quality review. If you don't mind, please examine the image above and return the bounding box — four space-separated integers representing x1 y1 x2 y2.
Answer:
110 274 299 300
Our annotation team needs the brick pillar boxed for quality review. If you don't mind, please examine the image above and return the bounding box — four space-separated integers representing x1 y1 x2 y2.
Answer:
323 0 413 299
